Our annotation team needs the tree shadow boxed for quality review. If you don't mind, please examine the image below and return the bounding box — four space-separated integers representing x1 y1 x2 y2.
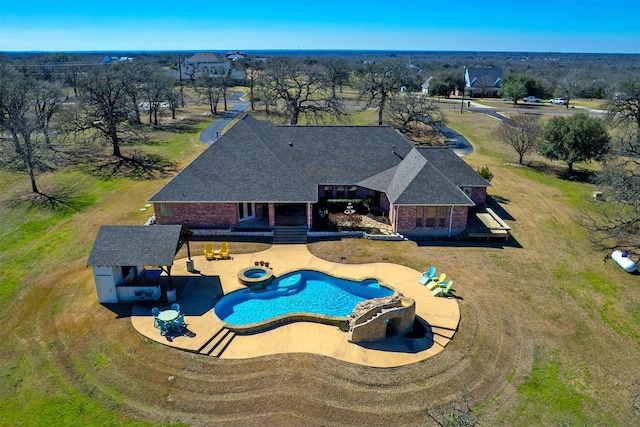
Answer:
527 160 595 183
6 185 96 213
150 116 212 134
83 151 176 180
556 169 595 183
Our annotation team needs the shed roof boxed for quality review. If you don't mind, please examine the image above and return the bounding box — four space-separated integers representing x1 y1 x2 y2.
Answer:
86 225 191 267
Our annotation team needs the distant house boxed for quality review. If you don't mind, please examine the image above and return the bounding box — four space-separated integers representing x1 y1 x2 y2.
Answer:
101 55 133 65
180 52 246 82
149 115 491 239
465 68 503 98
421 76 434 94
226 51 246 61
185 52 231 77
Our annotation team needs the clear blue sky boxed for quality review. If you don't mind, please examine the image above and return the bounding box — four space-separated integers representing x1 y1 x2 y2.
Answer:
1 0 638 53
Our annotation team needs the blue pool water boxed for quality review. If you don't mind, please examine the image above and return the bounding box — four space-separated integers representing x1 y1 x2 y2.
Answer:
215 270 393 325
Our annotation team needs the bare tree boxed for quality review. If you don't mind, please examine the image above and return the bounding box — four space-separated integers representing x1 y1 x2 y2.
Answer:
322 57 351 98
77 64 130 157
357 60 411 125
556 69 588 109
0 66 63 194
258 57 346 125
581 81 640 252
241 58 265 110
605 80 640 131
385 92 446 142
495 113 543 164
165 84 181 120
140 68 176 125
62 64 83 97
253 72 278 115
198 74 224 115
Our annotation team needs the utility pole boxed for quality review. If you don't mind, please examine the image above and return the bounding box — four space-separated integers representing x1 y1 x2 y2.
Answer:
460 65 467 114
178 58 184 108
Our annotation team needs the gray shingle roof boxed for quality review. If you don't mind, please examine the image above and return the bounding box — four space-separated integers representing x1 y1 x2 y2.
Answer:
416 147 492 187
387 150 475 206
186 52 225 64
149 116 488 207
86 225 189 267
466 68 504 88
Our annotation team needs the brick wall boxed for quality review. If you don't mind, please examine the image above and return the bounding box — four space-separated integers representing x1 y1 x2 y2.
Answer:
471 187 487 205
154 202 238 227
396 205 469 237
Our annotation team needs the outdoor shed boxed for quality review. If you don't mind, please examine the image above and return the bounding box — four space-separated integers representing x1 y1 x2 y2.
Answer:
87 225 192 303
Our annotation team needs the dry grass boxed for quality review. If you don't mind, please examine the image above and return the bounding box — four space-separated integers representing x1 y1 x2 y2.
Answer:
0 105 639 426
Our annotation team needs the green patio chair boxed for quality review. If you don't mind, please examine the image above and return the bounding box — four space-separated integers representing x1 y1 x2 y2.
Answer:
441 280 453 296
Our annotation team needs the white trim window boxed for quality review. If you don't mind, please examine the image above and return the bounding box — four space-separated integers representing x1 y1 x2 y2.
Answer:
238 203 256 222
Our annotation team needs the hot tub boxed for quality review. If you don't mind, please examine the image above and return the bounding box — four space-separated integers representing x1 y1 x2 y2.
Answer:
238 266 274 290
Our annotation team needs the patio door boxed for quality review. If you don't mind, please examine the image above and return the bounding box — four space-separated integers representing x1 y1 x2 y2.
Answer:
238 202 255 222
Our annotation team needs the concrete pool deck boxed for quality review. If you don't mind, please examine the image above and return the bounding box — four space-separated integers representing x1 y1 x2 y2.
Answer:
131 245 460 368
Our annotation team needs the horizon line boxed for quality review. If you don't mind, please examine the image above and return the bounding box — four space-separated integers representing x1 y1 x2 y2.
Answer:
2 48 639 56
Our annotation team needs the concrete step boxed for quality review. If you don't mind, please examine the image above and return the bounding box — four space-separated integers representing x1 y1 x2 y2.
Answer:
197 327 228 356
273 226 308 244
212 331 236 357
431 326 457 339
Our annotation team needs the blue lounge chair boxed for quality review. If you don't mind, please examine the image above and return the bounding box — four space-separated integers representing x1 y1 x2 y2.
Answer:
418 266 437 285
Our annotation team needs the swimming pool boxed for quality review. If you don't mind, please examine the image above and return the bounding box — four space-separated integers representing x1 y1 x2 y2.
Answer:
214 270 393 326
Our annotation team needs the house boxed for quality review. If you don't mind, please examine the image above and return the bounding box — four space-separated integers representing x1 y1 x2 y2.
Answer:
421 76 434 94
148 115 491 239
101 55 133 65
465 68 503 98
226 51 246 61
181 52 245 82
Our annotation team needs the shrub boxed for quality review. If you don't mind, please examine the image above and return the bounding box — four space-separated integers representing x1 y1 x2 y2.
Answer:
477 166 494 182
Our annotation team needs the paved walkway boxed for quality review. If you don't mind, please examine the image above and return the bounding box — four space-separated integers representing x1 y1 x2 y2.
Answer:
131 245 460 368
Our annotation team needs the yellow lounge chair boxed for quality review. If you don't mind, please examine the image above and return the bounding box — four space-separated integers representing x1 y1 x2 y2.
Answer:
214 242 229 260
426 280 440 291
204 243 215 261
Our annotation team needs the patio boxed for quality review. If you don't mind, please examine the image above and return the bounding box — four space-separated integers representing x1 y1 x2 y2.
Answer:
130 245 460 368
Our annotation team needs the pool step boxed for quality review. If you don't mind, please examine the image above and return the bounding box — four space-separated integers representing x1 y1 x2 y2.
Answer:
197 327 236 357
272 226 308 244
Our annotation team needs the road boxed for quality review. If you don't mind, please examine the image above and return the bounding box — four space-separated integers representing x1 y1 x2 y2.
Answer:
199 91 250 144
